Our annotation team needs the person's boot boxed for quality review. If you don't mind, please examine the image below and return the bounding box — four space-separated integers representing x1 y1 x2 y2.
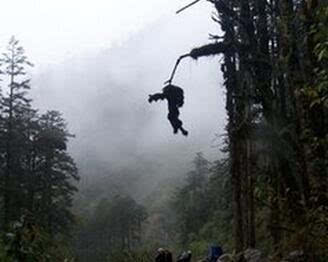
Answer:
180 127 188 136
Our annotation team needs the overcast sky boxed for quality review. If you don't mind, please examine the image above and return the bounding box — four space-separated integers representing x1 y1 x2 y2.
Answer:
0 0 214 66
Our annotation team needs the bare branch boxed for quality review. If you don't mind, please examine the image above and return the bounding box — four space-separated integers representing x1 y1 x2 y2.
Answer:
164 54 190 84
209 33 224 40
176 0 202 14
164 42 229 84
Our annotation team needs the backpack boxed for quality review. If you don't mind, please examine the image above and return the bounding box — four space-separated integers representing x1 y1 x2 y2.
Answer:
163 84 184 108
208 245 223 262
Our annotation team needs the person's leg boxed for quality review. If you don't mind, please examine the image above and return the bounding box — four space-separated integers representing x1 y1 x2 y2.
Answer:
168 107 188 135
179 126 188 136
168 111 180 134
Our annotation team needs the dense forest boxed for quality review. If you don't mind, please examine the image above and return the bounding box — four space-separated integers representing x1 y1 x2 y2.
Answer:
0 37 79 260
0 0 327 261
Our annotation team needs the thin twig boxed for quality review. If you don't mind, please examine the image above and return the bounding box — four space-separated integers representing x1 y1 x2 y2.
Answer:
176 0 202 14
209 33 224 40
164 54 190 84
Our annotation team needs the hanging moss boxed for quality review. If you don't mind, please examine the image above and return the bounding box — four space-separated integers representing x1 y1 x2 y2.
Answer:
189 42 227 59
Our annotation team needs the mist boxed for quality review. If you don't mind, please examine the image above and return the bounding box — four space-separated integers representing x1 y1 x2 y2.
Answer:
30 9 226 195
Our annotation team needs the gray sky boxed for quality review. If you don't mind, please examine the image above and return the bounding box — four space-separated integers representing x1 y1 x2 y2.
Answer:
0 0 214 66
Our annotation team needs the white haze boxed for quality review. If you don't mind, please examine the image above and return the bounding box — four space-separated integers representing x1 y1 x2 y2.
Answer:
0 0 226 189
0 0 212 65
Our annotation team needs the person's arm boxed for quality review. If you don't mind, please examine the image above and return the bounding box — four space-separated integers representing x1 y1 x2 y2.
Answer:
148 93 166 103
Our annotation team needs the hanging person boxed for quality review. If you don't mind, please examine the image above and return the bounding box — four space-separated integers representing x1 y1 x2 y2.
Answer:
148 84 188 136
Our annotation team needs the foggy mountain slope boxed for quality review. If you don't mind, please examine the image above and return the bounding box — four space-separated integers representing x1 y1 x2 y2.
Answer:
31 14 226 195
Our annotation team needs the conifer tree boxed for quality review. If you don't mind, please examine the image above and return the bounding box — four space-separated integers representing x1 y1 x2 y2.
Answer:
0 37 79 260
32 110 79 236
0 36 33 228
